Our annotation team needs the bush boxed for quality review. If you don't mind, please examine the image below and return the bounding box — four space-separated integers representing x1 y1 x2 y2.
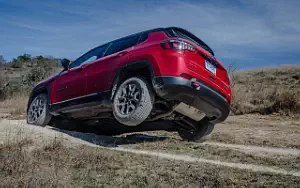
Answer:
9 60 23 68
0 55 61 100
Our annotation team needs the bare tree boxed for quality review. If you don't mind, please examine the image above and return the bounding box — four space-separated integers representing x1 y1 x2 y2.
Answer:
0 55 5 64
227 63 237 86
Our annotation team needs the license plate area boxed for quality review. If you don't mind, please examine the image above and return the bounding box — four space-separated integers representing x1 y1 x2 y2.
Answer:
205 60 216 75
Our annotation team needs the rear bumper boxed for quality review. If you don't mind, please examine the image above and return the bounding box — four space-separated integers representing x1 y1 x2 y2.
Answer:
153 76 230 122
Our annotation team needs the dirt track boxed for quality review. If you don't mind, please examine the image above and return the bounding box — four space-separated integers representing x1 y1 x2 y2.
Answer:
1 114 300 180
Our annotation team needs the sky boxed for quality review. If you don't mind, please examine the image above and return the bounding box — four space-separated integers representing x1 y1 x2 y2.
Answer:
0 0 299 69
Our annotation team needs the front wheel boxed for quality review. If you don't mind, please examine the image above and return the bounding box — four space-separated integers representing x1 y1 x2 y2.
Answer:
27 93 52 126
177 118 215 142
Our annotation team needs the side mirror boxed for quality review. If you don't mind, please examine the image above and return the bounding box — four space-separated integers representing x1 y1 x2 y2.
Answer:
61 58 70 70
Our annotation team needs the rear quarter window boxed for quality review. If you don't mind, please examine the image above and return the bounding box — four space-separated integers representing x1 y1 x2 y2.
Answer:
138 33 148 43
106 35 140 56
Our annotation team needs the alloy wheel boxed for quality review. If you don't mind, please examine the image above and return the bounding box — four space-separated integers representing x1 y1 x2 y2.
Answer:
116 82 141 115
28 96 45 124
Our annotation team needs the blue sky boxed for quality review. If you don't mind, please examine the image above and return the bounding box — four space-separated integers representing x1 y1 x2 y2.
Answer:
0 0 299 69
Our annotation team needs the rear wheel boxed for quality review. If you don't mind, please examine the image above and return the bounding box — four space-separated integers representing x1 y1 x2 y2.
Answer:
177 118 215 142
113 77 154 126
27 93 52 126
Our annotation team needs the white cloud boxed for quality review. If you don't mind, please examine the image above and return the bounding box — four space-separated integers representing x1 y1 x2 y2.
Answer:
110 0 300 59
1 0 299 63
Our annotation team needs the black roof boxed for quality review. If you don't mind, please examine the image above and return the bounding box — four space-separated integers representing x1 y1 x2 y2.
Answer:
84 27 214 57
131 27 215 56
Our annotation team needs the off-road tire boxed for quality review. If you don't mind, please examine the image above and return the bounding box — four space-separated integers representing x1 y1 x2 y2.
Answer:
27 93 52 126
113 77 154 126
177 118 215 142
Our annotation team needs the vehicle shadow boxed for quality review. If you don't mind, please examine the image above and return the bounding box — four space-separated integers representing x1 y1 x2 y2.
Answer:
49 120 175 147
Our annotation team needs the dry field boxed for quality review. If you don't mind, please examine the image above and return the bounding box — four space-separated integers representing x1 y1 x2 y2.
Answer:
1 114 300 187
230 65 300 115
1 65 300 187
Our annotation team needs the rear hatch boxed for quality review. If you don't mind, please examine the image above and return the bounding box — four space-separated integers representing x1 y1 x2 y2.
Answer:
165 27 231 101
192 48 231 100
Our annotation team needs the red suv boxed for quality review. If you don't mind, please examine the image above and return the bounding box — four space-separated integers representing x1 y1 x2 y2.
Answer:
27 27 231 141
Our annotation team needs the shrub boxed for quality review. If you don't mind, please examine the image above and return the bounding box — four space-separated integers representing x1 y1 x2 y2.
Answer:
0 55 61 100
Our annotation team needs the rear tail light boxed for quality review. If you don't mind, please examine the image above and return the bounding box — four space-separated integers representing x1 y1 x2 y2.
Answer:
225 71 231 85
161 40 196 52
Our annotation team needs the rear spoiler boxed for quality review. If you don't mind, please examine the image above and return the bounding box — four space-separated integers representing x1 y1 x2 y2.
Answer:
164 27 215 56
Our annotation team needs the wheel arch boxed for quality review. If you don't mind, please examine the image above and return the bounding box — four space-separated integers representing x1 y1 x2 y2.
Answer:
110 60 156 100
27 85 50 112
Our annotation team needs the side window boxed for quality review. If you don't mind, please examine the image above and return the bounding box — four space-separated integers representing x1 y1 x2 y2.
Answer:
138 33 148 44
105 35 140 56
69 45 108 69
81 56 97 66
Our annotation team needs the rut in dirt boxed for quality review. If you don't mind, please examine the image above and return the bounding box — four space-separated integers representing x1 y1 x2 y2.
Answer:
112 147 300 177
1 119 300 178
200 142 300 156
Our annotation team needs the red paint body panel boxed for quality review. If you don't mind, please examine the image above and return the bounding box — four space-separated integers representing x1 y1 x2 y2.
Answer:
124 31 232 102
83 53 125 94
44 28 231 105
50 67 87 103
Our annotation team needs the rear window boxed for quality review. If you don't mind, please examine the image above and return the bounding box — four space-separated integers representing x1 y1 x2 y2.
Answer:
165 28 214 56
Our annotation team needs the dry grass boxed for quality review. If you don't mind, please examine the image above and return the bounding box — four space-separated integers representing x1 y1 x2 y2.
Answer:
136 114 300 158
231 65 300 115
0 57 60 101
133 114 300 170
135 137 300 170
212 115 300 149
0 95 27 118
1 132 300 188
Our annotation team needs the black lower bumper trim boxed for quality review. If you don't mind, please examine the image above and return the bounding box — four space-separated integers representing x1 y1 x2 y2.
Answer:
153 76 230 122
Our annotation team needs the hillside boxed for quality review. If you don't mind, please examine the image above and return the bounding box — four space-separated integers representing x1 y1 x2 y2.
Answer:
231 65 300 115
0 55 61 99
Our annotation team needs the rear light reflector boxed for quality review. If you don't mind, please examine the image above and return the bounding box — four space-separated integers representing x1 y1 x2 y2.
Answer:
191 82 200 89
161 40 196 52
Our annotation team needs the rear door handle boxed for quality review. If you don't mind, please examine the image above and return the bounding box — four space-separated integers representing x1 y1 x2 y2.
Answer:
56 86 67 92
81 64 88 69
116 51 129 57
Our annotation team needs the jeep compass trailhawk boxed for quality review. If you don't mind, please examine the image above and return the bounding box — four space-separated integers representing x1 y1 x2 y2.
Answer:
27 27 231 141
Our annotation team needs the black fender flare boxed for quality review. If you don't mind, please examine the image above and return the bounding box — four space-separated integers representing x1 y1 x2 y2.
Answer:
27 85 51 112
110 60 156 100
